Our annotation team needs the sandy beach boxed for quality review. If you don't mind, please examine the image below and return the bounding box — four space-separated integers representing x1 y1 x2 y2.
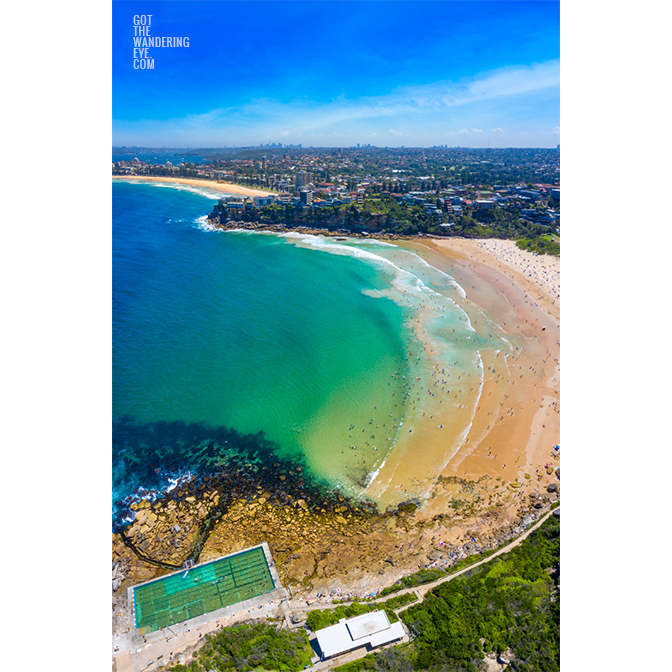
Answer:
113 174 274 198
363 237 559 531
412 238 559 524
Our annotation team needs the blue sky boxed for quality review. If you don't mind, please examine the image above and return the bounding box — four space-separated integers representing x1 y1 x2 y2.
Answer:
113 1 559 148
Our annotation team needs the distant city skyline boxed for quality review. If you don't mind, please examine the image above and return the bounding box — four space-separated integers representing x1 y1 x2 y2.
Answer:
113 1 559 148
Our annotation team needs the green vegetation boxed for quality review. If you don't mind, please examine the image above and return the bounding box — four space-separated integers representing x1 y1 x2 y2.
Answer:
161 621 312 672
332 648 413 672
515 234 560 256
379 592 419 611
334 515 559 672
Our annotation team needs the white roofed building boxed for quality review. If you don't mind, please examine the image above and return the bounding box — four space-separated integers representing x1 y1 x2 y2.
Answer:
313 610 406 661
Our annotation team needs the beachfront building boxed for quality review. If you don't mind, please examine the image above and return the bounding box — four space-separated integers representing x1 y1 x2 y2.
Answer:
296 171 312 188
275 192 292 205
312 610 406 661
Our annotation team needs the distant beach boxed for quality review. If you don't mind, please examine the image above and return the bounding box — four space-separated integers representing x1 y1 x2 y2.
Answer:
112 174 274 198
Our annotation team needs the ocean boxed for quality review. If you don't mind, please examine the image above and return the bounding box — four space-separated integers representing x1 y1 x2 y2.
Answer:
113 179 509 517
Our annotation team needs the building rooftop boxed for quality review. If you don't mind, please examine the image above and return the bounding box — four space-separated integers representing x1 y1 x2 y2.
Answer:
314 610 405 660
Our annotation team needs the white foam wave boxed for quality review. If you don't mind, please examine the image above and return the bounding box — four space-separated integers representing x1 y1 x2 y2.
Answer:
148 181 223 199
364 455 389 488
285 235 473 325
194 215 219 232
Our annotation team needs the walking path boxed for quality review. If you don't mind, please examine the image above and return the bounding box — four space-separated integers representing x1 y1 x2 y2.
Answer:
114 507 558 671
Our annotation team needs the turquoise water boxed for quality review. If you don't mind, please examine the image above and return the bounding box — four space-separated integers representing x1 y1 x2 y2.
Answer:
113 180 412 507
113 179 509 513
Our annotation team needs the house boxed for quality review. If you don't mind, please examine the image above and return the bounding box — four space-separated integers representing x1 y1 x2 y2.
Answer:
312 611 406 661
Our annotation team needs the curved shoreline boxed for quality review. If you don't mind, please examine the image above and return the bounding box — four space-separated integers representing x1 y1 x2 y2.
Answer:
410 238 559 520
112 174 275 198
112 181 560 626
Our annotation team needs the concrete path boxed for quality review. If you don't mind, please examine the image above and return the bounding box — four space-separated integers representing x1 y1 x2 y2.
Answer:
113 506 558 671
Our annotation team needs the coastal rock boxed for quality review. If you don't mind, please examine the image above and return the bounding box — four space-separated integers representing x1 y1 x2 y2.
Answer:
547 483 558 493
285 553 316 582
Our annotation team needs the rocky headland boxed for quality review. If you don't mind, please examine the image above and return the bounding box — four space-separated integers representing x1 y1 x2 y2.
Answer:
112 455 559 635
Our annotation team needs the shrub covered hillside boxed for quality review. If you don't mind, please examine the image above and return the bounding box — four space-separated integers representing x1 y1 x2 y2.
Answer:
335 513 560 672
163 621 313 672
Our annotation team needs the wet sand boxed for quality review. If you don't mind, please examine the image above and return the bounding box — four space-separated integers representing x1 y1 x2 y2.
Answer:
367 237 559 520
112 175 274 198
